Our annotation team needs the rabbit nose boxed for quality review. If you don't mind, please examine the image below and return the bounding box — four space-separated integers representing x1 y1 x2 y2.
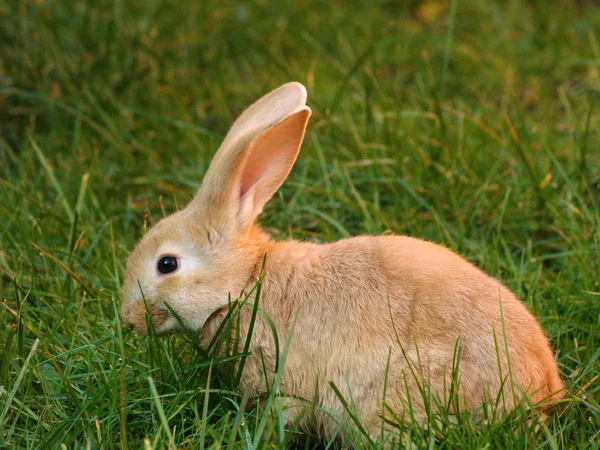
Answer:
121 304 137 329
122 311 146 335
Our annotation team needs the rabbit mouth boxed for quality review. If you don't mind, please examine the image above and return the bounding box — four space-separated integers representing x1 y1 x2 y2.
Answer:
196 305 230 344
207 305 229 323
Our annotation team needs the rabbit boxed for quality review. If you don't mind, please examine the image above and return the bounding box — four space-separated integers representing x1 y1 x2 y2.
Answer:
121 82 564 442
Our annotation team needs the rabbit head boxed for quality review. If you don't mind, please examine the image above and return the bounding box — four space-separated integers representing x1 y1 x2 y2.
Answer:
121 82 311 334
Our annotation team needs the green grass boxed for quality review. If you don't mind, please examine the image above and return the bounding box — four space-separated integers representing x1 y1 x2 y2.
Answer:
1 0 599 448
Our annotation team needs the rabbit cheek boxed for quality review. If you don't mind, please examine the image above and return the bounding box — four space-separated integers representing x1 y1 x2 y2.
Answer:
153 274 211 330
155 274 187 312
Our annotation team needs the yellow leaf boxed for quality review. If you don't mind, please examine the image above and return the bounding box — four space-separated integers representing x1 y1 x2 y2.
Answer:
417 1 445 23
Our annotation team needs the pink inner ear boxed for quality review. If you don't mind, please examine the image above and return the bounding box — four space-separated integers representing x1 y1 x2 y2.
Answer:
234 108 310 221
239 148 267 199
239 144 288 199
239 174 253 200
238 118 303 200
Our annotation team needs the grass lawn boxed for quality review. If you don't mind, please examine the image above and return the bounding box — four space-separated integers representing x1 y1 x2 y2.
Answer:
1 0 599 448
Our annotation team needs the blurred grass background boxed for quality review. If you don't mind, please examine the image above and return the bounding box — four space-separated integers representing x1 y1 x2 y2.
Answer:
1 0 599 448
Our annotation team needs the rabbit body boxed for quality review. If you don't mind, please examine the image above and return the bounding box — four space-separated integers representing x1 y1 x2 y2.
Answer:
197 229 563 438
121 82 563 441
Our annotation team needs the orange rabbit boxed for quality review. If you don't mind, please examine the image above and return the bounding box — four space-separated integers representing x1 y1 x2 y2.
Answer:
121 82 563 441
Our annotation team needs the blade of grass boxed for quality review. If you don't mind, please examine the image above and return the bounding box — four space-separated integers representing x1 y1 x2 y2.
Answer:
0 339 39 428
148 375 178 450
29 134 74 222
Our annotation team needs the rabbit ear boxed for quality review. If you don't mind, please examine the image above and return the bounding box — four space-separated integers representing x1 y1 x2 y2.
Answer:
219 82 308 157
188 83 311 232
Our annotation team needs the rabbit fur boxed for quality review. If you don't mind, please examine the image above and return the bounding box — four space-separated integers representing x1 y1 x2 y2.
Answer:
121 82 564 441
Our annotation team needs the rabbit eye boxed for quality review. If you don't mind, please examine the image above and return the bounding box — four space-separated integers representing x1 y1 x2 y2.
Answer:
157 256 179 275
